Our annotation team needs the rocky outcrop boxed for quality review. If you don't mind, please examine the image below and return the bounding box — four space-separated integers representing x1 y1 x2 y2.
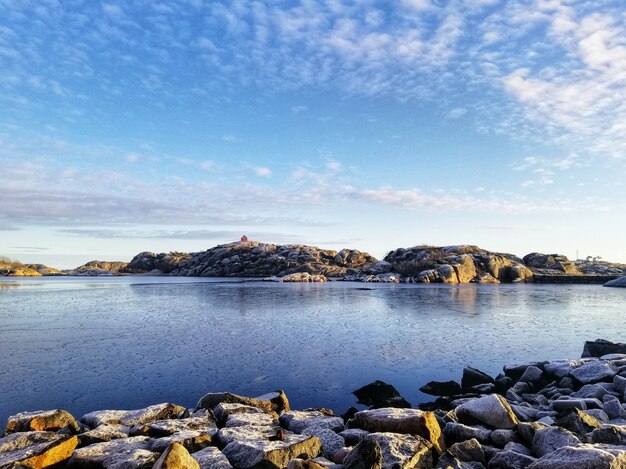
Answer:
170 242 377 278
25 264 63 276
0 258 43 277
523 253 581 275
68 260 129 276
121 252 192 274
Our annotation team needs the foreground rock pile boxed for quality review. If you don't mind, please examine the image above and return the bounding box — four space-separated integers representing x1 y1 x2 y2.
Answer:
5 339 626 469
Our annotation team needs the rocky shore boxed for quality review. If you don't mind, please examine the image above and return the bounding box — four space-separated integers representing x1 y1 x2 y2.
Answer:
5 339 626 468
2 242 626 285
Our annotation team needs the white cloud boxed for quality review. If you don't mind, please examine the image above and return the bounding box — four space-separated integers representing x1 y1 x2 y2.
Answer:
254 167 272 177
447 107 467 119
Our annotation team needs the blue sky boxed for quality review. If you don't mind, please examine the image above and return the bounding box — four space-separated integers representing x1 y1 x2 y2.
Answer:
0 0 624 268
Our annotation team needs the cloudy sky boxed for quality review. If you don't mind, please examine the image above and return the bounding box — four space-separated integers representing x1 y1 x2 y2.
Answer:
0 0 624 268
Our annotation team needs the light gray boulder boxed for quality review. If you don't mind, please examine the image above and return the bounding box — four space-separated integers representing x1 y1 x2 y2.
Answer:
302 425 345 459
570 361 618 385
487 450 536 469
531 427 581 457
443 423 492 444
81 403 186 429
364 432 433 469
0 431 78 468
221 434 321 469
225 413 277 428
3 409 80 435
528 444 626 468
214 403 269 426
280 411 344 434
69 436 158 468
133 417 218 437
78 424 131 446
216 425 280 447
149 430 214 453
191 446 233 469
455 395 519 430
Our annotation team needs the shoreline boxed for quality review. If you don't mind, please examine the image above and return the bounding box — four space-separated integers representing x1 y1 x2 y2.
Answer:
4 339 626 468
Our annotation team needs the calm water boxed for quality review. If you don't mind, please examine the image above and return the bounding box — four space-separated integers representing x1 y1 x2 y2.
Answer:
0 277 625 424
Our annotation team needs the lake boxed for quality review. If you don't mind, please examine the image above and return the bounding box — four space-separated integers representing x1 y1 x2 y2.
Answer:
0 277 624 424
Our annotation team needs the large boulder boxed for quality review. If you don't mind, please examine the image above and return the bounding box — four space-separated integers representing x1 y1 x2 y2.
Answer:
221 433 321 469
522 253 580 275
527 444 626 468
3 409 79 435
353 381 410 408
343 438 383 469
531 427 581 457
191 446 233 469
279 411 344 434
122 251 192 274
153 442 200 469
581 340 626 358
455 395 519 430
196 391 289 416
347 408 444 454
69 436 158 468
81 403 186 429
569 361 618 384
0 432 78 468
604 276 626 287
364 432 433 469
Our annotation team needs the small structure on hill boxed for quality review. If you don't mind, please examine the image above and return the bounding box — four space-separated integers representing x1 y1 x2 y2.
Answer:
240 235 248 242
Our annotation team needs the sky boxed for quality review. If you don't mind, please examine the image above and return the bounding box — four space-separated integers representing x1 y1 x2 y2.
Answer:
0 0 625 269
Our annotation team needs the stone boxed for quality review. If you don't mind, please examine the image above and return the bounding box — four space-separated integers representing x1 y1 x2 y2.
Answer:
150 431 214 453
286 459 328 469
214 404 271 426
503 442 532 456
280 411 344 434
343 438 383 469
614 375 626 395
455 395 519 430
489 430 517 449
3 409 80 435
69 436 158 468
550 399 587 412
347 408 444 454
363 433 432 469
353 381 405 407
226 413 277 428
518 367 544 384
447 438 485 464
571 384 608 400
544 361 582 380
302 425 344 460
216 426 280 447
435 453 485 468
590 425 626 445
191 446 233 469
81 403 187 429
581 339 626 358
339 429 370 446
531 427 581 457
153 442 200 469
605 277 626 288
0 432 78 468
487 450 536 469
509 405 538 423
554 408 602 435
527 444 626 468
443 423 492 444
332 447 352 464
196 391 289 415
461 368 494 390
494 377 513 395
136 418 218 437
603 395 626 420
221 434 321 469
419 381 463 397
78 424 131 446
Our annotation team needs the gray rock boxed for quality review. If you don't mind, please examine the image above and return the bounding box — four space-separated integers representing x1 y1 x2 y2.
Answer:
614 375 626 395
216 426 280 447
347 408 444 454
503 442 532 456
531 427 581 457
196 391 289 416
69 436 158 468
554 408 602 435
443 423 492 444
590 425 626 445
570 361 618 384
343 438 383 469
435 453 485 468
135 417 218 437
509 405 538 423
544 361 583 380
447 438 485 464
455 395 519 429
518 367 544 384
81 403 186 429
226 413 277 428
280 411 344 433
339 429 370 446
603 395 626 420
364 432 433 469
550 399 587 412
527 443 626 468
214 404 270 426
221 433 321 469
489 429 517 449
191 446 233 469
150 430 214 453
571 384 609 400
78 424 131 446
604 277 626 288
0 431 78 468
487 450 536 469
302 425 345 459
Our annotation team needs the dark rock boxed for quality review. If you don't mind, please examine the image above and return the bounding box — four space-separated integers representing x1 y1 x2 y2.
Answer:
462 368 495 390
420 381 463 397
531 427 581 457
590 425 626 445
339 428 369 446
489 429 517 449
603 395 626 420
570 361 618 385
353 381 402 407
527 444 626 468
581 339 626 358
494 377 514 395
447 438 486 464
443 422 492 444
435 453 485 468
342 407 359 423
487 450 536 469
343 438 383 469
554 408 602 435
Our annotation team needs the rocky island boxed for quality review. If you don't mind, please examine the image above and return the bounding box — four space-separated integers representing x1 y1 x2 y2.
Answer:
4 339 626 468
2 242 625 286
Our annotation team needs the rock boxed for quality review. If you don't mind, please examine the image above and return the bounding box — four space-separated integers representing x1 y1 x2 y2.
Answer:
522 253 580 275
447 438 485 464
443 423 492 445
571 383 608 400
550 399 587 412
0 431 78 468
487 450 536 469
280 411 344 434
544 361 582 380
70 260 129 276
581 339 626 358
81 403 186 429
225 413 277 428
221 433 321 469
286 459 328 469
122 251 192 274
150 431 214 453
343 438 383 469
509 405 538 423
591 425 626 445
213 404 271 426
153 442 200 469
614 375 626 395
531 427 581 457
435 453 485 468
339 429 369 446
347 408 444 454
570 361 618 384
332 448 352 464
133 418 218 438
216 426 280 447
353 381 404 407
191 446 233 469
363 432 433 469
78 424 131 446
301 425 345 459
69 436 158 468
503 442 532 456
267 273 327 282
554 408 601 435
518 367 544 384
527 444 626 468
3 409 80 435
197 391 289 416
455 395 519 430
489 429 517 448
420 381 463 397
604 395 626 420
605 276 626 288
461 368 494 390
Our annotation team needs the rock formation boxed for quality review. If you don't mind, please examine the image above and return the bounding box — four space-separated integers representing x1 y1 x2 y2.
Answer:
122 252 193 274
68 260 129 276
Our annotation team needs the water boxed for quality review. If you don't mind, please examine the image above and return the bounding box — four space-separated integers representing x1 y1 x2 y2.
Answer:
0 277 624 424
